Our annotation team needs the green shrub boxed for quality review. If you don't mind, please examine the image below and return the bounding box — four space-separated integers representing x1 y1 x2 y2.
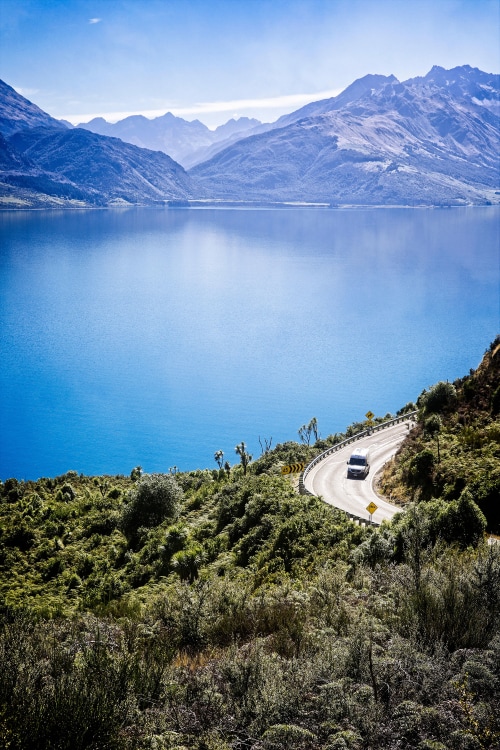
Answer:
262 723 317 749
409 450 436 492
120 473 182 545
436 489 486 548
420 381 457 414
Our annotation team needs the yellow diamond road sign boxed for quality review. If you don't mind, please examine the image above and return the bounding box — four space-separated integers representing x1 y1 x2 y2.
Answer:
366 501 378 515
365 411 375 421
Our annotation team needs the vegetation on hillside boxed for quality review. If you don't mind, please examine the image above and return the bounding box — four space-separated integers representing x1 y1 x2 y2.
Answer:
0 340 499 749
380 336 500 534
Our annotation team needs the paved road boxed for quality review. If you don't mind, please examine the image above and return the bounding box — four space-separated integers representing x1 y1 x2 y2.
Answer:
303 421 414 523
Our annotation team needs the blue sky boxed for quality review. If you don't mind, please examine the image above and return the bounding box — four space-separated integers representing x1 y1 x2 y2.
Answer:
1 0 499 128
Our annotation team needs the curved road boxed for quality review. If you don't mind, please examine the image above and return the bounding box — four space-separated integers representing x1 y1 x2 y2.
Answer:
303 421 414 524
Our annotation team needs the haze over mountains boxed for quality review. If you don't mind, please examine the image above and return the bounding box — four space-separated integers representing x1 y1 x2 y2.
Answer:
193 66 500 205
0 78 195 207
0 65 498 209
76 113 262 168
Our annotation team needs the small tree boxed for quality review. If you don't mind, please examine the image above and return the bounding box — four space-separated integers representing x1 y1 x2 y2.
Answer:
235 442 252 475
439 490 487 548
298 424 309 446
130 466 142 481
397 402 417 415
421 381 457 415
409 449 436 495
171 544 204 583
258 436 273 455
120 473 182 543
491 384 500 415
214 450 224 469
298 417 319 446
395 505 431 590
309 417 319 442
425 414 442 463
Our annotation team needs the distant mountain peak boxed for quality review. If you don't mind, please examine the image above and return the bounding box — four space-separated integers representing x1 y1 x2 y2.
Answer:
84 117 109 126
273 72 399 129
75 108 262 166
427 63 476 75
407 64 498 88
191 64 500 207
342 72 398 95
1 66 498 208
213 116 261 138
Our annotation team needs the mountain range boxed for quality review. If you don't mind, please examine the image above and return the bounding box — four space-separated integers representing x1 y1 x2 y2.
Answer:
0 65 498 209
76 113 262 168
192 66 500 205
0 79 195 207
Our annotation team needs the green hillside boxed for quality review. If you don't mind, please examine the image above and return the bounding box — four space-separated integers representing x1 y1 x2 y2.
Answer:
0 340 499 749
380 336 500 534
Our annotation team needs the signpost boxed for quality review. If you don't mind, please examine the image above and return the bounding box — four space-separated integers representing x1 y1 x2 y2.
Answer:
366 501 378 524
365 410 375 425
281 463 305 475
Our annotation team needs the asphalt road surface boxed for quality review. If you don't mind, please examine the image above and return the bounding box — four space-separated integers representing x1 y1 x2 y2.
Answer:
303 421 414 523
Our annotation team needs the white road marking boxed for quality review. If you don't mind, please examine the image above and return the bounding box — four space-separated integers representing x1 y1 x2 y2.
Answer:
304 421 411 522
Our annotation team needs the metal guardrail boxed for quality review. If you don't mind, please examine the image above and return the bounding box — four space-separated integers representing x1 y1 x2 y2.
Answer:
299 411 417 526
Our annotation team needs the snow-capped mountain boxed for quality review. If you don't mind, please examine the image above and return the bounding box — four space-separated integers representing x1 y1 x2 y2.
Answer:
190 65 500 205
0 66 498 208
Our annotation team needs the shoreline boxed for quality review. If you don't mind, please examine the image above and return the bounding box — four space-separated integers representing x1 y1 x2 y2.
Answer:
1 198 499 212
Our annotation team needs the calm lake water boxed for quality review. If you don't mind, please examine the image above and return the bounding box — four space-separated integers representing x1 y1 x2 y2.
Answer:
1 206 499 480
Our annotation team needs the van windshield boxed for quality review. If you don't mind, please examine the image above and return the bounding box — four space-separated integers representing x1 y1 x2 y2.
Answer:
349 457 366 466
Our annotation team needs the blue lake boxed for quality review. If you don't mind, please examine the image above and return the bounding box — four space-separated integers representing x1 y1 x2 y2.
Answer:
1 206 499 480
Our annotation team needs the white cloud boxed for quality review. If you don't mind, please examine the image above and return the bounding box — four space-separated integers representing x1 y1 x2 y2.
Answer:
63 88 343 126
88 18 101 24
13 86 40 98
180 89 343 116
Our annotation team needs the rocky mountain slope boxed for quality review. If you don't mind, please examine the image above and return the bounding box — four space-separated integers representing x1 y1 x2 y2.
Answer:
191 65 500 205
0 66 498 208
0 80 197 208
8 126 195 206
0 79 66 137
77 112 261 168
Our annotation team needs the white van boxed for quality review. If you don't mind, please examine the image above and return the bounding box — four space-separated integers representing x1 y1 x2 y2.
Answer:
347 447 371 479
